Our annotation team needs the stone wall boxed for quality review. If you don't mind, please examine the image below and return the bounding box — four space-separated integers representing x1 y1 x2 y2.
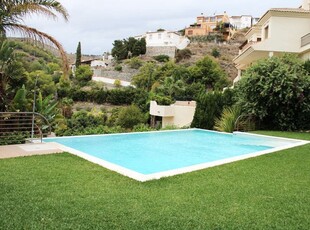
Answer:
146 46 177 58
93 66 139 81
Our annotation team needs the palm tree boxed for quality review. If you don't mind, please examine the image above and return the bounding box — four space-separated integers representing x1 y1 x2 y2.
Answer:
0 0 69 72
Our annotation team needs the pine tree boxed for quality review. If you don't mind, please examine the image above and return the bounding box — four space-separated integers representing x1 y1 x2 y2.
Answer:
75 42 81 68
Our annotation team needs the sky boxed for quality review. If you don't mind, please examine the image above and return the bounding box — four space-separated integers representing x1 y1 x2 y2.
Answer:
20 0 301 55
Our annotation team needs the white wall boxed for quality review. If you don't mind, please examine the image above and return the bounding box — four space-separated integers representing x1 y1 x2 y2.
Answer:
240 16 252 28
145 31 190 49
257 16 310 52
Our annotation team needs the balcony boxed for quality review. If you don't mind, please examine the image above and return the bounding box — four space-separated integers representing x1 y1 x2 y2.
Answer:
301 33 310 47
239 41 260 54
149 101 174 117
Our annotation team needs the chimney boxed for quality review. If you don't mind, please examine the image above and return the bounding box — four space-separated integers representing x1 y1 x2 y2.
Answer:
302 0 310 10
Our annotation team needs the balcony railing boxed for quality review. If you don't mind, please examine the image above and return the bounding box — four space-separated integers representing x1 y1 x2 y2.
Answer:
301 33 310 47
239 41 260 54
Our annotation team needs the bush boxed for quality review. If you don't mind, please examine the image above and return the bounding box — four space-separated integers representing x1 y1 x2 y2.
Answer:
132 123 154 132
175 49 192 62
114 79 121 88
191 92 224 129
107 87 136 105
191 90 236 129
236 54 310 130
153 55 170 63
126 57 143 69
75 65 93 86
211 48 220 58
214 106 241 133
116 105 146 129
114 65 122 71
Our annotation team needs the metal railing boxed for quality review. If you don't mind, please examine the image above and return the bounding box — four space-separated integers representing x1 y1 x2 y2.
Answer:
0 112 51 145
301 33 310 47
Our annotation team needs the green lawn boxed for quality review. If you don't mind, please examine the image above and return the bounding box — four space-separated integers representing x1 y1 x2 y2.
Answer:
0 131 309 229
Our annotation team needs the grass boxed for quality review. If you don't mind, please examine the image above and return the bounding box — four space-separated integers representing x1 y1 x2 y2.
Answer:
0 131 309 229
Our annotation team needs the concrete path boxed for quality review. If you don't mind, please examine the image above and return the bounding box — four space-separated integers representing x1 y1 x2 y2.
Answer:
0 143 63 159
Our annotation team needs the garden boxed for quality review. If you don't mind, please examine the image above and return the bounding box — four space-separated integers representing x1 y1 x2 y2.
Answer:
0 1 310 228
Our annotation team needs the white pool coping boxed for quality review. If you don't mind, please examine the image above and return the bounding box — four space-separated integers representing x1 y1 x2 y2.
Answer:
44 129 309 182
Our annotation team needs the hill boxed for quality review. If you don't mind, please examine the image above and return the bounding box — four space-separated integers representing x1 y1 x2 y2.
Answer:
179 31 246 81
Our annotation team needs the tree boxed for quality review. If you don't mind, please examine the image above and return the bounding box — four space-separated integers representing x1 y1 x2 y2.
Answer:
188 56 228 90
75 42 81 68
236 54 310 130
111 40 128 60
191 92 224 129
139 38 146 55
0 40 27 111
156 76 185 99
132 41 142 57
75 65 93 86
132 62 157 91
0 0 69 72
10 85 28 112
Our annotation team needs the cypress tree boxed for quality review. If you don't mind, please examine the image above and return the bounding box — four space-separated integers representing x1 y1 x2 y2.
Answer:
75 41 81 68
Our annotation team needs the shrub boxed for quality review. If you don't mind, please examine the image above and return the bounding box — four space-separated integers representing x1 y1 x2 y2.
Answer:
236 54 310 130
107 87 136 105
211 48 220 58
214 106 241 133
175 49 192 62
191 92 224 129
114 79 121 88
191 90 236 130
114 65 122 71
132 123 154 132
153 55 170 63
116 105 147 129
126 57 143 69
75 65 93 86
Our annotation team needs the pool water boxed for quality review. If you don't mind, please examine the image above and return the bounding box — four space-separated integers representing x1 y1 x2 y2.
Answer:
44 129 301 177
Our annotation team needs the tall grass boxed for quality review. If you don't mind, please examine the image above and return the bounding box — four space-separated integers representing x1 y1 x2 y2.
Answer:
214 106 241 133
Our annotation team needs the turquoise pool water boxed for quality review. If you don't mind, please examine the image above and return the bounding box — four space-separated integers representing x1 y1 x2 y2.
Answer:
44 129 297 175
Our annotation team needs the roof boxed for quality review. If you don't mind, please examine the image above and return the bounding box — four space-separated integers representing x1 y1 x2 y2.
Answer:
254 7 310 27
269 8 310 13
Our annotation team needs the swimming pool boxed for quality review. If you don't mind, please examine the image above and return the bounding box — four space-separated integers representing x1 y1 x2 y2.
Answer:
44 129 308 181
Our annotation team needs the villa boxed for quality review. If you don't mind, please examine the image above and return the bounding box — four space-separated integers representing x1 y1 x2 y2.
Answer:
229 15 259 30
185 12 230 37
233 0 310 83
135 30 190 58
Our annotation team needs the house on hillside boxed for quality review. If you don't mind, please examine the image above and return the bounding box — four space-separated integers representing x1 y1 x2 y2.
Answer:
185 12 230 37
233 0 310 83
135 30 190 58
229 15 259 30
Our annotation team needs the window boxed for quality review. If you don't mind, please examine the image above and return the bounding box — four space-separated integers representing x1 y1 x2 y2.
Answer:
188 30 193 35
264 25 269 39
149 34 152 40
158 33 162 39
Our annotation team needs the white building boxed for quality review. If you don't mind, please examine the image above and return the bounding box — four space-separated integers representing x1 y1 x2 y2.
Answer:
135 30 190 50
150 101 196 128
229 15 258 30
233 0 310 83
